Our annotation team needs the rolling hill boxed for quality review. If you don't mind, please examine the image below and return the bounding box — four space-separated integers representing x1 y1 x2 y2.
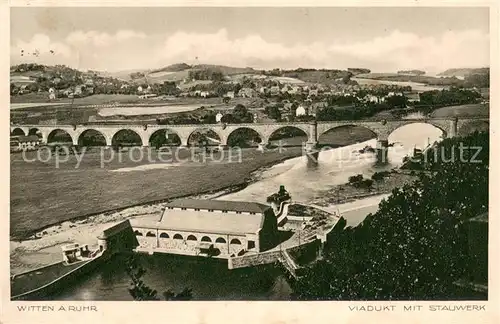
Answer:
437 67 489 78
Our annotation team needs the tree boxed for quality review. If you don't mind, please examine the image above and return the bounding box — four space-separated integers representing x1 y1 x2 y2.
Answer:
292 131 489 300
265 105 282 121
348 174 364 185
126 256 193 301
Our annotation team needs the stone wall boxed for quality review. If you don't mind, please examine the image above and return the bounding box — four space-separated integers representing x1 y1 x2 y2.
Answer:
228 250 282 269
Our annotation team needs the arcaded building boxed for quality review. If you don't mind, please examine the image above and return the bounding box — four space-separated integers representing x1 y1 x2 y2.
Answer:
131 199 279 258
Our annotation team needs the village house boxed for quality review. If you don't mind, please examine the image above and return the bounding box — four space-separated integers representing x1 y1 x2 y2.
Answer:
270 86 280 96
295 105 307 117
10 135 41 152
48 87 56 100
131 199 279 258
308 89 319 97
225 91 235 99
215 112 224 123
406 93 420 103
239 87 255 98
289 86 302 95
74 85 84 96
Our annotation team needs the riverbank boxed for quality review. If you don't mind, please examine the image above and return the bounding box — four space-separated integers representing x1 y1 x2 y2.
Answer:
9 148 310 274
311 169 418 206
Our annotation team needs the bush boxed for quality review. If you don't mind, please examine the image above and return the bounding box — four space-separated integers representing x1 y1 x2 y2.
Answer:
348 174 364 185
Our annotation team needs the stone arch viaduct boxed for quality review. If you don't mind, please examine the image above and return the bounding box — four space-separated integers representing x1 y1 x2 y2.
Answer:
10 117 488 150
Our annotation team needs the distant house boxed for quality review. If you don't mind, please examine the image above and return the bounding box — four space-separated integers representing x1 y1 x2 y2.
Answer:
10 135 40 152
239 87 255 98
216 112 224 123
52 77 61 85
200 91 210 98
137 86 143 93
270 86 280 96
363 95 379 103
259 86 268 94
281 85 292 94
74 85 84 96
225 91 235 99
138 93 157 99
120 84 129 89
308 89 318 97
406 93 420 103
295 105 306 116
84 79 94 86
18 85 28 94
289 86 301 95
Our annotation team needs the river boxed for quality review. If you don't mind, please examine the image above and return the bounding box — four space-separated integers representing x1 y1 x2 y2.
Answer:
48 123 443 301
352 77 447 92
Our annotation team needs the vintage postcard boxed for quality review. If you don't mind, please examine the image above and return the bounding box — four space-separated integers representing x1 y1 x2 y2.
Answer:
1 2 498 324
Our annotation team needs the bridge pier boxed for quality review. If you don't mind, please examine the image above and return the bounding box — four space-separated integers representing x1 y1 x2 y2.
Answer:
376 139 389 164
448 117 458 138
304 141 319 167
257 142 268 152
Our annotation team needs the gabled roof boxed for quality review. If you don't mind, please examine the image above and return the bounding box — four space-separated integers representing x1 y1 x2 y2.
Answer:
165 198 270 214
156 208 264 235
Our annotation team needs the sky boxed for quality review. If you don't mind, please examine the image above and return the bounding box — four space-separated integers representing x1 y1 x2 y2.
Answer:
10 7 490 73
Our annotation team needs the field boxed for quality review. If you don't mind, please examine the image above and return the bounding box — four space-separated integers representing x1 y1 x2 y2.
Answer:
430 103 489 118
10 147 302 239
10 126 375 240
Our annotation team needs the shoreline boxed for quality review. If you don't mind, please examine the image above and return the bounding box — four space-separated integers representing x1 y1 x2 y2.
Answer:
311 169 418 207
11 151 302 243
10 152 306 273
10 147 413 274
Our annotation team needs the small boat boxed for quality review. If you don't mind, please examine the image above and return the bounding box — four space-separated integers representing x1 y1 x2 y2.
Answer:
11 243 107 300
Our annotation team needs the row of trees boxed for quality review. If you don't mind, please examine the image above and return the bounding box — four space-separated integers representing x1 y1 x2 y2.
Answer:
417 87 482 111
292 131 488 300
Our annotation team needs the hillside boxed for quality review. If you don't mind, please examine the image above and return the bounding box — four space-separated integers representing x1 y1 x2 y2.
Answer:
438 67 489 78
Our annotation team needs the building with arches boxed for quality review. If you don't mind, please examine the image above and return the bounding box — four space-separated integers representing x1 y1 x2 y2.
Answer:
131 198 279 258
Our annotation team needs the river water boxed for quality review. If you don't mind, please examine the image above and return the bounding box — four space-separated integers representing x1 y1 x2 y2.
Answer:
51 123 443 301
352 77 447 92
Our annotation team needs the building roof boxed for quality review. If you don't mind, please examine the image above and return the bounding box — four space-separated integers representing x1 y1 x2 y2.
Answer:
98 220 134 239
165 198 270 214
156 208 265 235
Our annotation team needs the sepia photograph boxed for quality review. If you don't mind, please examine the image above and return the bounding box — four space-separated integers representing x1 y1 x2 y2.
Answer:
8 5 491 305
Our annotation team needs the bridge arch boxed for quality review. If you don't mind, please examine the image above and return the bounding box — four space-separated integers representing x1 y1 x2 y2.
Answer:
149 128 181 148
10 128 26 136
28 128 43 138
111 129 143 147
187 234 198 241
387 122 447 147
267 126 308 147
226 127 263 148
187 128 222 147
318 124 378 147
77 129 108 147
47 129 74 145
